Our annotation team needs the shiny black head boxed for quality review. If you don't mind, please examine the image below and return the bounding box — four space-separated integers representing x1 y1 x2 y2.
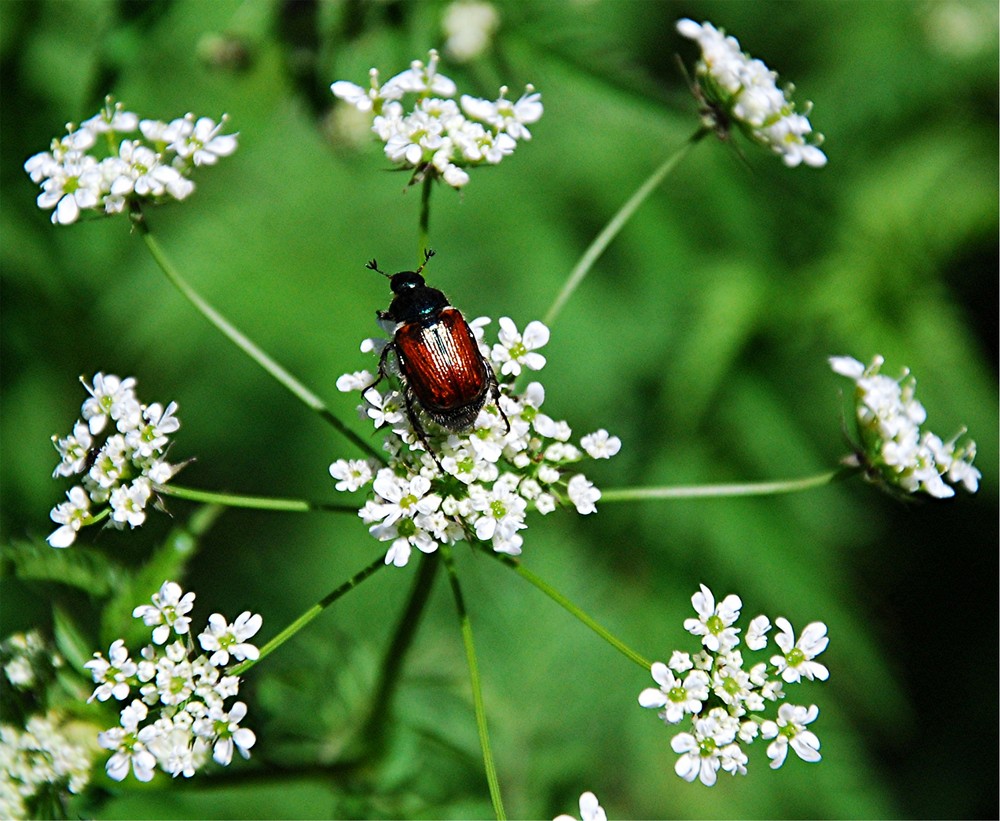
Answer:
367 250 449 324
388 270 427 294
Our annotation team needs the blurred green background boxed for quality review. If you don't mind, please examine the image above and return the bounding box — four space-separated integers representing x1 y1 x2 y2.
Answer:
1 0 997 818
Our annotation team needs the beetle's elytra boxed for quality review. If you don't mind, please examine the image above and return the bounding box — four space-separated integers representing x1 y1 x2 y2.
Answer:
365 250 509 462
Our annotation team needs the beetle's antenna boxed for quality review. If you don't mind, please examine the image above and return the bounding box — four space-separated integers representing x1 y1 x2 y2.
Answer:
366 259 390 279
416 248 435 275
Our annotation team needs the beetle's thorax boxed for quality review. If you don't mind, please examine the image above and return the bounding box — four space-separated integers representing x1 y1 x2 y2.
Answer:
387 272 451 325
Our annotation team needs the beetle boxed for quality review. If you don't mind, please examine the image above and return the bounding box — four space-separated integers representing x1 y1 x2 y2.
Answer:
364 250 510 463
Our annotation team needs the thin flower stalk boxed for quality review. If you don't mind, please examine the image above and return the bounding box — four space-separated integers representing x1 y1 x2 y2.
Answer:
599 470 847 502
442 545 506 821
131 209 381 461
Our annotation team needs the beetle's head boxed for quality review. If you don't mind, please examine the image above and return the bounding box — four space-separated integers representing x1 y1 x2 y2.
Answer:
389 271 426 294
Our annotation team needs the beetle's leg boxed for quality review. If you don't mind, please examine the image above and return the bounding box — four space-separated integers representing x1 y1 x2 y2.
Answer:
362 341 395 395
493 382 511 434
403 387 444 471
486 367 511 434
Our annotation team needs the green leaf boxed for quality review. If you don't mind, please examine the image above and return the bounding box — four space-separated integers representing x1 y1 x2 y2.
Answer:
1 538 123 597
100 505 223 647
52 604 96 676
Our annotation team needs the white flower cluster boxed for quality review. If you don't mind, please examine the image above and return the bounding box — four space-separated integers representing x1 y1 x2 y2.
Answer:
0 630 96 820
332 316 620 567
638 584 828 786
85 581 260 782
24 96 237 225
47 372 182 548
830 355 980 499
1 629 61 691
676 19 827 168
331 49 542 188
0 712 98 819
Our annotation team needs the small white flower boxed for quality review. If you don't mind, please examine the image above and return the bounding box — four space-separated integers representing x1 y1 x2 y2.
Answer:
711 656 760 712
580 429 621 459
554 790 606 821
125 401 180 459
761 703 822 768
329 458 376 491
336 370 374 392
362 387 406 428
197 700 256 765
566 474 601 515
47 485 91 547
770 618 829 683
197 612 263 667
81 372 139 435
109 140 185 199
491 317 549 376
33 151 105 225
110 477 153 528
167 114 239 166
469 473 528 553
88 433 129 490
81 100 139 135
461 86 543 141
143 712 203 777
683 584 742 653
132 581 196 645
671 714 731 786
98 700 157 782
745 614 771 651
51 421 94 477
85 639 137 702
382 49 457 98
150 643 198 706
374 518 443 567
369 469 442 527
638 662 710 724
331 77 381 112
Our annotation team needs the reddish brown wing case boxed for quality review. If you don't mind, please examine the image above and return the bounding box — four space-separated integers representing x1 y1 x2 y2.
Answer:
394 307 489 415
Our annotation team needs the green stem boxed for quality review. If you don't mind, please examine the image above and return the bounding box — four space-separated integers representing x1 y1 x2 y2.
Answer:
487 550 651 670
599 469 847 502
543 128 707 327
441 545 506 821
83 507 111 528
130 206 382 462
418 173 433 253
357 553 440 747
156 483 358 513
228 553 387 676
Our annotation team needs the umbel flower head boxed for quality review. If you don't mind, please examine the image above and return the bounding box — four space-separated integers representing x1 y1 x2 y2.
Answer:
676 19 827 168
332 314 620 567
86 581 260 783
23 96 237 225
331 48 542 188
638 584 828 786
46 372 183 547
1 629 101 817
830 355 980 499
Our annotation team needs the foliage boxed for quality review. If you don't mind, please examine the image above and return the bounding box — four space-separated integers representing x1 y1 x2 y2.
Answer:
1 1 996 818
